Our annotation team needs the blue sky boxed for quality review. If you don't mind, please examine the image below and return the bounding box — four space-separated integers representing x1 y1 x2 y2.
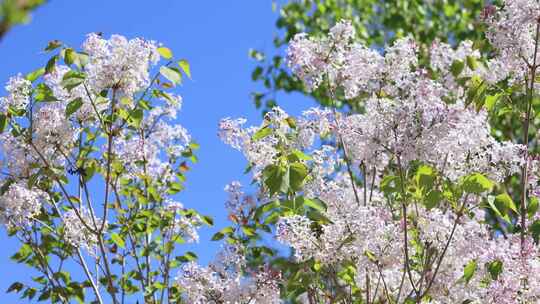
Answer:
0 0 313 302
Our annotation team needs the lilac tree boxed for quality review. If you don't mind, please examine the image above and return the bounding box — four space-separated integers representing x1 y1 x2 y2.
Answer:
4 1 540 303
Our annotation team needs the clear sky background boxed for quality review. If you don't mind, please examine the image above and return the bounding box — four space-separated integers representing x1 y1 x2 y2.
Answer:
0 1 313 302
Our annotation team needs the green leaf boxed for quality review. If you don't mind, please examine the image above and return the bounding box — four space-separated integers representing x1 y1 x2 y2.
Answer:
44 40 62 52
201 215 213 226
530 220 540 243
264 210 280 224
254 200 280 220
285 117 296 129
37 290 50 301
6 282 24 293
248 49 265 61
450 60 465 77
462 173 493 194
528 197 539 218
462 260 477 283
252 66 263 81
64 48 76 65
466 56 478 70
263 164 287 195
484 94 501 112
178 59 191 79
380 175 399 195
129 108 144 128
180 251 197 262
487 260 503 280
65 98 83 117
157 47 173 59
211 227 234 241
0 115 7 133
74 52 89 68
364 250 378 263
83 162 97 182
466 76 487 110
242 226 256 236
34 83 57 102
487 196 511 224
312 261 322 272
160 66 182 84
12 244 32 262
45 55 58 74
289 162 308 192
167 181 183 194
494 193 518 214
25 68 45 82
252 126 272 141
61 71 86 91
302 197 327 212
307 211 332 226
211 231 225 241
110 233 125 249
415 165 436 191
290 149 312 161
425 190 443 209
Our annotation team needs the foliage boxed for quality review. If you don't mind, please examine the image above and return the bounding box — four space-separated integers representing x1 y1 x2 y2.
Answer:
0 0 47 41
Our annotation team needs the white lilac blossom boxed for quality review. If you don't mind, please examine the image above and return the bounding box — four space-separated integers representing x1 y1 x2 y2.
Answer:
276 214 318 261
176 245 282 304
273 168 518 302
33 103 80 149
218 113 280 174
62 207 101 255
286 21 526 182
0 108 76 178
287 20 420 99
1 74 32 111
0 32 188 217
528 155 540 199
218 117 249 151
275 172 540 303
43 65 102 123
340 97 525 182
163 200 201 243
483 0 540 84
114 99 190 181
0 183 45 229
430 40 485 95
224 181 256 220
473 235 540 303
221 101 523 184
0 132 39 177
83 33 160 97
